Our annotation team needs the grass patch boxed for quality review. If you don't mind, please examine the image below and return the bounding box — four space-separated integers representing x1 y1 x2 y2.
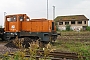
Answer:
53 39 90 60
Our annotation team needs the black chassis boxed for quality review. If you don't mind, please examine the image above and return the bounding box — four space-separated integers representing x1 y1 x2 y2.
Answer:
3 31 58 42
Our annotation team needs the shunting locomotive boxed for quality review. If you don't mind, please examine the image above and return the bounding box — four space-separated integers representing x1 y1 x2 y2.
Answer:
0 14 58 47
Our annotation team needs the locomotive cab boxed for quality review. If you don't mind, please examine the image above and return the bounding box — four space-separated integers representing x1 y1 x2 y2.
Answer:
4 14 30 32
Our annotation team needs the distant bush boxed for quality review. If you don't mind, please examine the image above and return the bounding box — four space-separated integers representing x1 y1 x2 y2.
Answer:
86 26 90 31
66 25 71 31
0 25 2 28
56 25 59 31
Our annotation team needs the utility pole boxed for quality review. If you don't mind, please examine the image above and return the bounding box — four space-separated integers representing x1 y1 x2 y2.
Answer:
47 0 48 19
4 12 7 17
4 12 7 27
53 6 55 20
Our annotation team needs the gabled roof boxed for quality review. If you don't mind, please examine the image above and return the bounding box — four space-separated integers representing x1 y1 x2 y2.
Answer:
54 15 89 22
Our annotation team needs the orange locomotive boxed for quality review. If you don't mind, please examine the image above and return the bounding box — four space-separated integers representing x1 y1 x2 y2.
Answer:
3 14 57 43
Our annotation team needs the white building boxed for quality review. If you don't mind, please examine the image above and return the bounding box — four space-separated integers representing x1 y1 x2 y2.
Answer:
55 15 89 31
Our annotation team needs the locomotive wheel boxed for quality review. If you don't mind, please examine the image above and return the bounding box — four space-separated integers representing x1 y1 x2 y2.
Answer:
22 37 32 48
12 37 24 48
12 37 32 48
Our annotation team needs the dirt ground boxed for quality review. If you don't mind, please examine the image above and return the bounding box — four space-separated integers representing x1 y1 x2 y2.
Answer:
0 43 20 54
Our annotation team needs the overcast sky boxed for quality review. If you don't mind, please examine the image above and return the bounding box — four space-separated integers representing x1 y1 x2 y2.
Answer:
0 0 90 26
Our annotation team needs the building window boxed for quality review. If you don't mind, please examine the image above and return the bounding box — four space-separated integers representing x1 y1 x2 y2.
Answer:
84 21 86 24
71 21 75 24
59 22 63 25
78 21 82 24
65 21 69 25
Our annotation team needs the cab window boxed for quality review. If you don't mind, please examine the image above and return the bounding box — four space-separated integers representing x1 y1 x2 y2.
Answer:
19 16 24 21
7 18 11 21
7 16 16 22
26 17 30 21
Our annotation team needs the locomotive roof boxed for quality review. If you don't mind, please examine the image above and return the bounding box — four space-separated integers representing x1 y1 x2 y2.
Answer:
31 18 47 20
6 14 26 17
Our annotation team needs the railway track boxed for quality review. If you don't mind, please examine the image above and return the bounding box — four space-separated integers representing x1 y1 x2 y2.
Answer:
37 50 86 60
0 36 89 60
7 50 86 60
0 40 88 60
